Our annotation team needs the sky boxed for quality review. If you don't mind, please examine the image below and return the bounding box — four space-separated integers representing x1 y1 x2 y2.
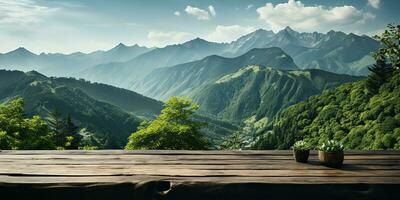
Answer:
0 0 398 54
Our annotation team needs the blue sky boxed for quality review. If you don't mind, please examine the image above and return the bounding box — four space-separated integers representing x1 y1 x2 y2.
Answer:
0 0 398 53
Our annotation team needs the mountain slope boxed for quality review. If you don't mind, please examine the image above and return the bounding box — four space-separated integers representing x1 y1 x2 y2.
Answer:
0 70 162 148
132 47 298 100
254 72 400 150
79 38 228 87
193 66 363 122
53 77 163 117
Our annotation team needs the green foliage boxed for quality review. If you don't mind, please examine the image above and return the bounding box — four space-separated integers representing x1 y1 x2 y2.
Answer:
367 23 399 94
373 24 400 71
0 98 55 149
366 59 393 94
46 110 82 149
319 140 344 152
63 114 82 149
125 97 209 150
293 140 312 150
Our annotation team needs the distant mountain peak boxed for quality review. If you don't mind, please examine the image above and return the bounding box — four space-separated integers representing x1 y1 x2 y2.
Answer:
279 26 298 35
182 37 216 48
113 43 128 50
188 37 209 43
284 26 294 31
6 47 36 56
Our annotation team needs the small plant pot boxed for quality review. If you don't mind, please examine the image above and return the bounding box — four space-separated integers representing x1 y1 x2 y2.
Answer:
293 149 310 163
318 150 344 168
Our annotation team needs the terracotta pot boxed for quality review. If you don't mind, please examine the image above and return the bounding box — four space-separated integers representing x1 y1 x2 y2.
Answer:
318 150 344 168
293 149 310 163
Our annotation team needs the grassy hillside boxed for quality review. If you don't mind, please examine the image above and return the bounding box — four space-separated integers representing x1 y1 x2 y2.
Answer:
133 47 298 100
194 66 363 123
254 72 400 150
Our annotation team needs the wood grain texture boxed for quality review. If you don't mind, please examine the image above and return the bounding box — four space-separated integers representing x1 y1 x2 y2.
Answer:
0 150 399 200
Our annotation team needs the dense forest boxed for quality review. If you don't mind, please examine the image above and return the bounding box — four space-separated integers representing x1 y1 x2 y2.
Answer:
255 71 400 150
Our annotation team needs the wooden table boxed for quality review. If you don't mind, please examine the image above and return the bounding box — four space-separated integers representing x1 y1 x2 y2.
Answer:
0 150 399 200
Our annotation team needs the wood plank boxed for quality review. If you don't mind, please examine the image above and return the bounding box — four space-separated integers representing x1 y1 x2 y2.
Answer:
1 163 399 170
1 150 399 155
1 158 399 166
1 165 399 177
1 175 400 184
1 154 399 160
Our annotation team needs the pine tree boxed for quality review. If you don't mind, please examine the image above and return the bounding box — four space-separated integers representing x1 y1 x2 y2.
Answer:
46 109 65 146
366 59 393 94
63 114 81 149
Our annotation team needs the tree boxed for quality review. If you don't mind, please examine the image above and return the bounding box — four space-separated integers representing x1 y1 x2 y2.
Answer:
125 97 209 150
63 113 82 149
47 110 82 149
374 23 400 72
0 98 55 150
366 59 393 93
46 109 65 147
366 23 399 94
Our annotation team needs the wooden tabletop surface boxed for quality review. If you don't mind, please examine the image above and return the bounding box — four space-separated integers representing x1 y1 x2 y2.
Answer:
1 150 399 200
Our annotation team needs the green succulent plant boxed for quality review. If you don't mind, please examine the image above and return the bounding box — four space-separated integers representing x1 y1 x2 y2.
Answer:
319 140 344 152
293 140 312 150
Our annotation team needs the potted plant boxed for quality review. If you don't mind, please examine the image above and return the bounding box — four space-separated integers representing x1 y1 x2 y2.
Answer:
318 140 344 168
292 140 311 163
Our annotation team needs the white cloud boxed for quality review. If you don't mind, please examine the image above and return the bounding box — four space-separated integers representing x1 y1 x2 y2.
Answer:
147 31 193 47
256 0 374 32
368 0 380 9
246 4 254 10
206 25 256 43
185 5 214 20
174 11 180 16
0 0 57 24
208 5 216 16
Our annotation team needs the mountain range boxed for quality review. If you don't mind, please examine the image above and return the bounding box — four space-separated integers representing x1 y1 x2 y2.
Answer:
0 27 379 89
226 27 379 75
0 43 152 77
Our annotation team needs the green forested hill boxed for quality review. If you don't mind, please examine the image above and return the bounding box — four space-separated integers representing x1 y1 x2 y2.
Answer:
255 72 400 150
53 77 163 117
132 47 298 100
193 66 362 123
0 70 146 148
